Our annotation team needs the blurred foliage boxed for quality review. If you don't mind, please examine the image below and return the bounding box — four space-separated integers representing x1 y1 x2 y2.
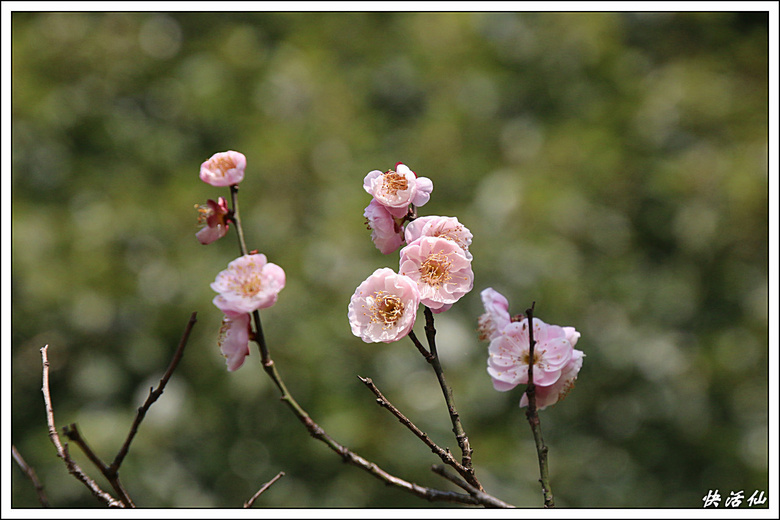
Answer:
11 11 768 509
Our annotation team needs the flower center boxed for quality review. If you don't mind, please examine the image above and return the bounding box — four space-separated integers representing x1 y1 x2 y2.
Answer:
419 252 452 287
195 203 212 224
230 265 263 297
370 291 405 326
211 156 236 177
382 171 408 195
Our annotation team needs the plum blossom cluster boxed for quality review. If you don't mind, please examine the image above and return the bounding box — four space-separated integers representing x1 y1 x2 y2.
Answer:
197 151 286 371
349 163 474 344
478 288 584 410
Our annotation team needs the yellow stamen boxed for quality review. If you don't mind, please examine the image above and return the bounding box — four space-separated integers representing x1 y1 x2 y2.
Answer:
369 290 405 328
210 156 236 177
419 252 452 287
382 171 408 195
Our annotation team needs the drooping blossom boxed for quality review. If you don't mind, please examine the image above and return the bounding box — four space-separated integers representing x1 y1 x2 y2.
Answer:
211 254 286 314
404 215 473 260
364 199 405 254
196 197 231 245
217 311 251 371
363 163 433 218
399 236 473 312
477 287 512 341
348 268 420 343
200 150 246 187
487 317 578 391
520 349 584 410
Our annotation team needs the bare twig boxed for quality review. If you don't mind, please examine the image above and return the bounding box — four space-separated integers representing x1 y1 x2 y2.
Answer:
358 376 469 479
109 311 197 475
431 465 515 508
421 307 481 490
243 471 285 508
12 445 50 507
260 356 480 505
63 424 134 507
40 345 123 508
53 312 196 508
523 304 554 507
408 330 433 361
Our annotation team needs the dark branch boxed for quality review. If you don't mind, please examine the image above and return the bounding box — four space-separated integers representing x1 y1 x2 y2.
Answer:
421 307 481 490
523 303 554 508
12 445 50 507
358 376 470 478
431 464 515 508
109 311 197 475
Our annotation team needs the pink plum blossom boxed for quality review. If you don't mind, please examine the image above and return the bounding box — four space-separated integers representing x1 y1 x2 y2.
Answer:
211 254 286 314
196 197 231 244
520 348 584 410
405 215 473 260
200 150 246 187
399 236 473 312
364 199 404 254
348 268 420 343
477 287 512 341
487 317 576 391
363 163 433 218
217 311 251 371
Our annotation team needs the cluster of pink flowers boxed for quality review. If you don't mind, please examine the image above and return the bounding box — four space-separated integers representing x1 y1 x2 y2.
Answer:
197 151 286 371
478 288 584 410
349 163 474 344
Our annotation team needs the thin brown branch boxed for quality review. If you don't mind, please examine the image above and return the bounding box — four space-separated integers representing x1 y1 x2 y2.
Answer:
358 376 470 479
109 311 197 475
408 330 433 361
40 345 123 508
431 465 515 508
523 303 554 508
63 424 134 507
243 471 286 508
12 445 50 507
422 307 480 490
259 354 481 505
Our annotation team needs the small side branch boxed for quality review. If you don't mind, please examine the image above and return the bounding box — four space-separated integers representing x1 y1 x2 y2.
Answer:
421 307 480 490
358 376 469 479
243 471 285 508
408 330 433 361
109 311 197 474
12 445 50 507
259 355 482 505
63 424 134 507
40 345 123 508
523 304 554 508
431 465 515 508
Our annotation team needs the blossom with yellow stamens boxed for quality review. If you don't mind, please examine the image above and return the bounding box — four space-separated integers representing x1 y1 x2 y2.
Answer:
399 236 473 313
211 254 286 314
348 268 420 343
363 163 433 218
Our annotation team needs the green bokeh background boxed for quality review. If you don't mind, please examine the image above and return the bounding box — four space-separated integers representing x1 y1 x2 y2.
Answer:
11 11 768 508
